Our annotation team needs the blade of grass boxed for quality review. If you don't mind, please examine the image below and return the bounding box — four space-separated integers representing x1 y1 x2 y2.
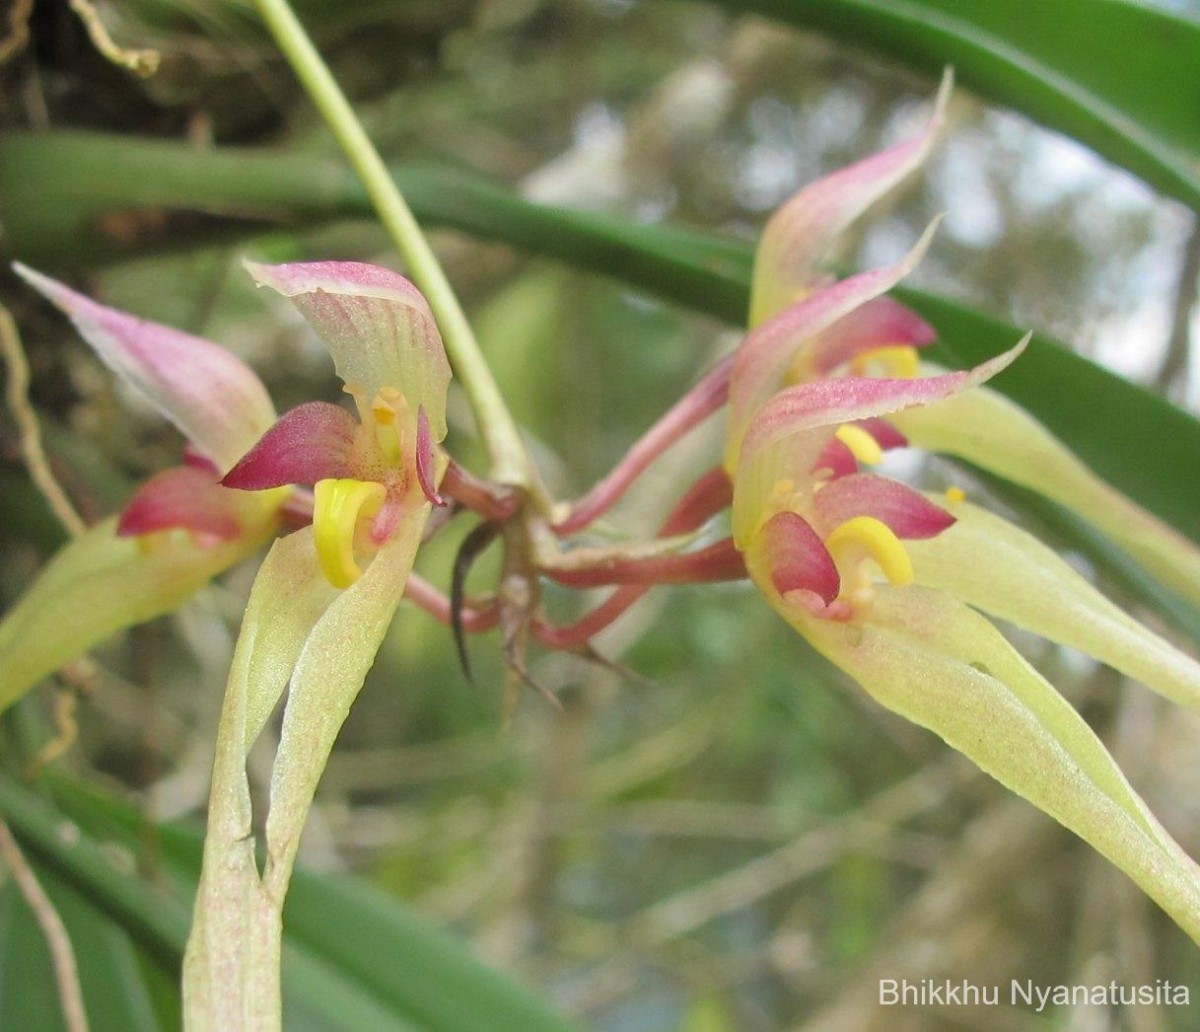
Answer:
0 774 581 1032
686 0 1200 211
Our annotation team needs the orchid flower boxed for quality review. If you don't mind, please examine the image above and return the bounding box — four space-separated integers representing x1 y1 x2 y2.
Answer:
765 75 1200 603
4 258 457 1022
218 261 450 588
178 261 452 1027
722 80 1200 938
0 264 287 711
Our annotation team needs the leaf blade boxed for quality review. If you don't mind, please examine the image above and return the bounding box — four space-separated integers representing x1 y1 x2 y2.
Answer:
688 0 1200 210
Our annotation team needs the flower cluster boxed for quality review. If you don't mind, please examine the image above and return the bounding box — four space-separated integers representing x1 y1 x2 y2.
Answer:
712 79 1200 936
5 74 1200 954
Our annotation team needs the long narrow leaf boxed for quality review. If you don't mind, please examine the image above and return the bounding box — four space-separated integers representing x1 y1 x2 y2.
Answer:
0 774 580 1032
687 0 1200 211
2 137 1196 544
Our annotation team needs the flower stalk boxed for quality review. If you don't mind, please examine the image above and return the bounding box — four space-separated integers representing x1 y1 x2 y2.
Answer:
250 0 535 494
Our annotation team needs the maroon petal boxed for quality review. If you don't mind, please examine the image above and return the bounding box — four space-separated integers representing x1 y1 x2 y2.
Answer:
749 73 951 323
814 473 955 540
118 466 241 540
415 405 444 506
727 222 941 467
731 339 1025 549
222 401 356 490
755 511 840 605
812 437 858 479
740 341 1025 467
857 416 907 450
181 445 220 474
807 298 936 377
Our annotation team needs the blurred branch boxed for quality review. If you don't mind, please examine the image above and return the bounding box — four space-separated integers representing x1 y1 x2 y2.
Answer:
801 799 1063 1032
1157 217 1200 400
629 757 969 948
69 0 160 76
0 0 32 64
0 819 89 1032
0 303 87 537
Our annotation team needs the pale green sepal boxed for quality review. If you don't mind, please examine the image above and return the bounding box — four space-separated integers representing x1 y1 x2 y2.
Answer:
770 583 1200 941
263 513 425 898
244 261 452 440
908 501 1200 711
0 517 272 714
237 529 340 749
183 528 334 1031
184 512 426 1029
893 385 1200 608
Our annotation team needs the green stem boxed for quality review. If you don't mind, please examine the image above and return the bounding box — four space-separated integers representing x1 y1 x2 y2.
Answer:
250 0 531 490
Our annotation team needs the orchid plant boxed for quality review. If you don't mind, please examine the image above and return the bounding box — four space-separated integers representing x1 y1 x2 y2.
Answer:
3 57 1200 1029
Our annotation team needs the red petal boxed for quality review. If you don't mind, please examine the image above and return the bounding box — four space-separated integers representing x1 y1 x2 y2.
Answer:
222 402 356 490
181 444 220 474
415 405 444 506
808 298 936 376
757 511 840 605
118 466 241 540
750 73 951 323
814 473 955 540
812 438 858 479
727 222 941 465
857 416 907 450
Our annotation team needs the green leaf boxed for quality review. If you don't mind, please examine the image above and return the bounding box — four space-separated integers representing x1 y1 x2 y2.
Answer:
688 0 1200 211
0 132 752 320
0 774 579 1032
0 880 79 1032
0 778 192 967
0 870 168 1032
284 874 576 1032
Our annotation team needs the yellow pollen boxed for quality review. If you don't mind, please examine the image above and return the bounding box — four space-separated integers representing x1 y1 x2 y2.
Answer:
826 516 913 587
850 345 920 379
135 530 172 556
945 485 966 504
768 477 797 510
835 424 884 466
313 478 387 589
371 387 410 466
